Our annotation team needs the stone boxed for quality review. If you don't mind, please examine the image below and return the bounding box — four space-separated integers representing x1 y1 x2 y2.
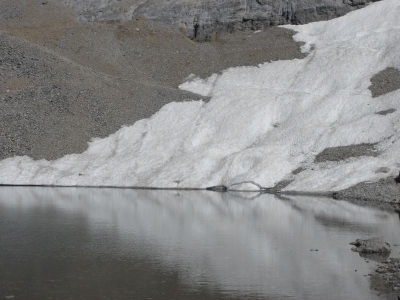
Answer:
206 185 228 192
395 171 400 183
375 167 390 173
350 238 391 254
375 108 396 116
350 0 366 5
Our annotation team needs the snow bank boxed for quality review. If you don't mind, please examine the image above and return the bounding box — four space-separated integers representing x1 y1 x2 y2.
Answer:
1 0 400 191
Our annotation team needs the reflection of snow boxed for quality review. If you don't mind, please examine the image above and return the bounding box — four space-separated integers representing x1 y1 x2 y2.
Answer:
1 187 399 299
1 0 400 191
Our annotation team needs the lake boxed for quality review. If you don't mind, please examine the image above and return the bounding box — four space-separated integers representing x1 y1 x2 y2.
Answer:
0 187 399 300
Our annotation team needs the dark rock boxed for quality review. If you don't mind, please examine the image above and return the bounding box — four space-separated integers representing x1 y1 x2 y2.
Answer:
375 108 396 116
395 171 400 183
206 185 228 192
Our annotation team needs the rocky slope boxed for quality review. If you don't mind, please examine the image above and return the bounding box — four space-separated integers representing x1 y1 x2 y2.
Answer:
0 0 305 160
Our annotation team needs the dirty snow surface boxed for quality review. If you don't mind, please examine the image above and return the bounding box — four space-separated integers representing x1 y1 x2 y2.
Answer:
1 0 399 192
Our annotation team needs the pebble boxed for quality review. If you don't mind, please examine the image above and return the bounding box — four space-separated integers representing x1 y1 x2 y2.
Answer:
373 258 400 292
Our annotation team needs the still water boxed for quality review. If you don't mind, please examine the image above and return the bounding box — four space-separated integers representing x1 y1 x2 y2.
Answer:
0 187 399 300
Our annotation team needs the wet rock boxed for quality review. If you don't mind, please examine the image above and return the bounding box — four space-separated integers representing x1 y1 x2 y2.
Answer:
206 185 228 192
350 238 391 254
395 171 400 184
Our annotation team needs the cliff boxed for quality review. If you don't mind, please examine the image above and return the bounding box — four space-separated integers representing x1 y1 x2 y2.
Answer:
60 0 380 39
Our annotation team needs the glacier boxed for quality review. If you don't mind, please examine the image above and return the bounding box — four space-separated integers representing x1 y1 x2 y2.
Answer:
0 0 399 192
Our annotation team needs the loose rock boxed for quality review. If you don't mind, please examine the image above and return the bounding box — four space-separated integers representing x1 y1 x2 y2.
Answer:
371 258 400 293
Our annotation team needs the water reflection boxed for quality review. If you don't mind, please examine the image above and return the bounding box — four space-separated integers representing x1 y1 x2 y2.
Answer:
0 187 399 300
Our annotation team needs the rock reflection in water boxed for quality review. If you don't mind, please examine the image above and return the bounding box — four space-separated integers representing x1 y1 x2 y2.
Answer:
0 187 399 300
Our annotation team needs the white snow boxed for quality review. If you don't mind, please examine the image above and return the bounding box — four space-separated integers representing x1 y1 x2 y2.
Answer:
1 0 400 191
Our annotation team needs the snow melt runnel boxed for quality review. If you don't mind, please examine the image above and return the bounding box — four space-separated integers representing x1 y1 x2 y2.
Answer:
1 0 400 191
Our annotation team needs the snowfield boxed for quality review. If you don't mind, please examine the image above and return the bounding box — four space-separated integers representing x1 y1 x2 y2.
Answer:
1 0 399 191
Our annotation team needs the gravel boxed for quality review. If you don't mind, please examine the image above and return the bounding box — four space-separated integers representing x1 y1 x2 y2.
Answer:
314 143 379 163
371 258 400 295
369 67 400 98
333 176 400 211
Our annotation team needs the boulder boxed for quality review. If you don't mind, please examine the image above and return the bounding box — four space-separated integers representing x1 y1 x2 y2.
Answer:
395 171 400 183
350 238 391 254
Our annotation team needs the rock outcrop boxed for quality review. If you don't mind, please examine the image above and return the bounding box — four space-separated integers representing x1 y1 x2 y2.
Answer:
59 0 382 39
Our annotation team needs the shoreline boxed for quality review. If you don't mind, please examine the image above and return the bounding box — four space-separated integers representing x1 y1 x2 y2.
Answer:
2 180 399 214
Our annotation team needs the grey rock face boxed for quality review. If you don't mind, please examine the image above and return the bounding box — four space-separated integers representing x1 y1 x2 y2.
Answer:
58 0 381 39
350 238 391 254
